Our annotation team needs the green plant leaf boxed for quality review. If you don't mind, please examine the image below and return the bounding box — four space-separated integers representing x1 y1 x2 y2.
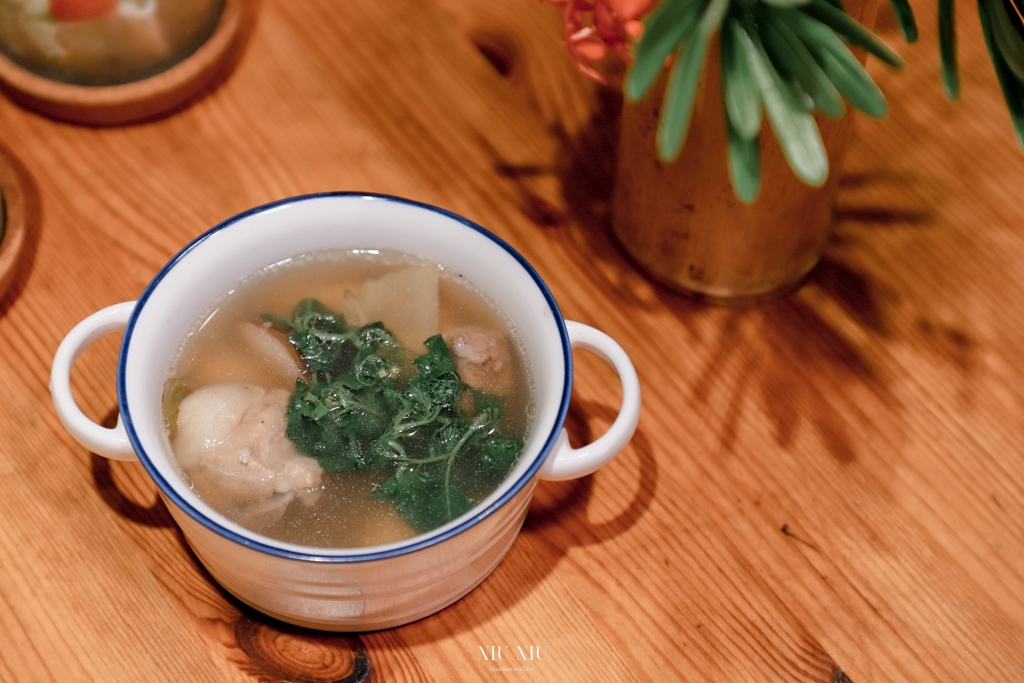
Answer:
760 0 810 7
721 17 762 139
656 0 731 161
939 0 960 99
701 0 733 36
658 39 711 161
760 8 846 118
979 0 1024 148
800 0 906 69
727 117 762 202
985 0 1024 81
889 0 919 42
627 0 707 102
739 19 829 186
791 11 888 117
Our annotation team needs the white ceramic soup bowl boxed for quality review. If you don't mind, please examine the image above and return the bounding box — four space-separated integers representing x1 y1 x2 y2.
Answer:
50 193 640 631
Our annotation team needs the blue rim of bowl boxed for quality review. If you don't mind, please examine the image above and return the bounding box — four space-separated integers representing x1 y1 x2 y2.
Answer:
117 192 573 563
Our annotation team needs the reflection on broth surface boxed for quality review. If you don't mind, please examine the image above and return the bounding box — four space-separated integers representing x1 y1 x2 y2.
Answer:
165 249 533 548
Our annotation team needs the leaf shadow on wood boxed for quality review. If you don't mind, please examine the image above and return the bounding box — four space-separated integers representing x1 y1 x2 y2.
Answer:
536 83 934 466
735 280 893 463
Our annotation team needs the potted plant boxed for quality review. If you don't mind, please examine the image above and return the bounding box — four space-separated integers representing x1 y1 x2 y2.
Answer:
546 0 1024 304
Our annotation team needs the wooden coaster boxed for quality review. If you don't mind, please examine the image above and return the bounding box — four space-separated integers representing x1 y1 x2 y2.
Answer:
0 148 27 302
0 0 243 126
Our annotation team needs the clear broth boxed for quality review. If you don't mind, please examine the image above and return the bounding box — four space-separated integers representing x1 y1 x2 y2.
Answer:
165 249 533 547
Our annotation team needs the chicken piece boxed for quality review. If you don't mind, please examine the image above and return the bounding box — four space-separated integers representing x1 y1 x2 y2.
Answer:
443 326 514 396
173 383 323 530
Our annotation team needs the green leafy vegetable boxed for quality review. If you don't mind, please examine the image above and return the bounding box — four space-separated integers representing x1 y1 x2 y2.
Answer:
266 299 525 534
371 466 477 534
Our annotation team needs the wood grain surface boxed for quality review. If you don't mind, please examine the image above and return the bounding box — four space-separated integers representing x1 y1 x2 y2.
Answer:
0 0 1022 681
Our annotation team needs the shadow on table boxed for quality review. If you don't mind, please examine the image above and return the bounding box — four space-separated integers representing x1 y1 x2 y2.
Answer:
527 397 657 544
92 408 176 528
518 84 943 467
92 453 176 529
0 141 41 317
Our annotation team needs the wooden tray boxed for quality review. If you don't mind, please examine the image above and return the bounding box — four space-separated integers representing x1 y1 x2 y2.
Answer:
0 0 243 126
0 147 26 302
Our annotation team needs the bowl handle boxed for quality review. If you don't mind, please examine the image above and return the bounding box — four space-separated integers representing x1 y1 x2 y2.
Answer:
538 321 641 481
50 302 138 461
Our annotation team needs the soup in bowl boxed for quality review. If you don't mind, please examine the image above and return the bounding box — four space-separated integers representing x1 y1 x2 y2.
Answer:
50 193 641 630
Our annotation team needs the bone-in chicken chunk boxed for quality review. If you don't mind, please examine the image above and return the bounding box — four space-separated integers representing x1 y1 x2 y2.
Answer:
173 383 322 529
444 326 513 395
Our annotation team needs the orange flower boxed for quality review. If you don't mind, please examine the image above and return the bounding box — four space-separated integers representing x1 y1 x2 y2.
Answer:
546 0 656 82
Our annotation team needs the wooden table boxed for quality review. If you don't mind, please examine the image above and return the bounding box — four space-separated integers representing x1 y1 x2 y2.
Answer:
1 1 1022 680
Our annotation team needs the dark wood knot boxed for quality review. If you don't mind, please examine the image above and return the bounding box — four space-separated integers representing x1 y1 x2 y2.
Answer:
233 616 370 683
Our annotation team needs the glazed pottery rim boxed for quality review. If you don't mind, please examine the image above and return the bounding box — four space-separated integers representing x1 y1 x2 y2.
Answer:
117 192 573 563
